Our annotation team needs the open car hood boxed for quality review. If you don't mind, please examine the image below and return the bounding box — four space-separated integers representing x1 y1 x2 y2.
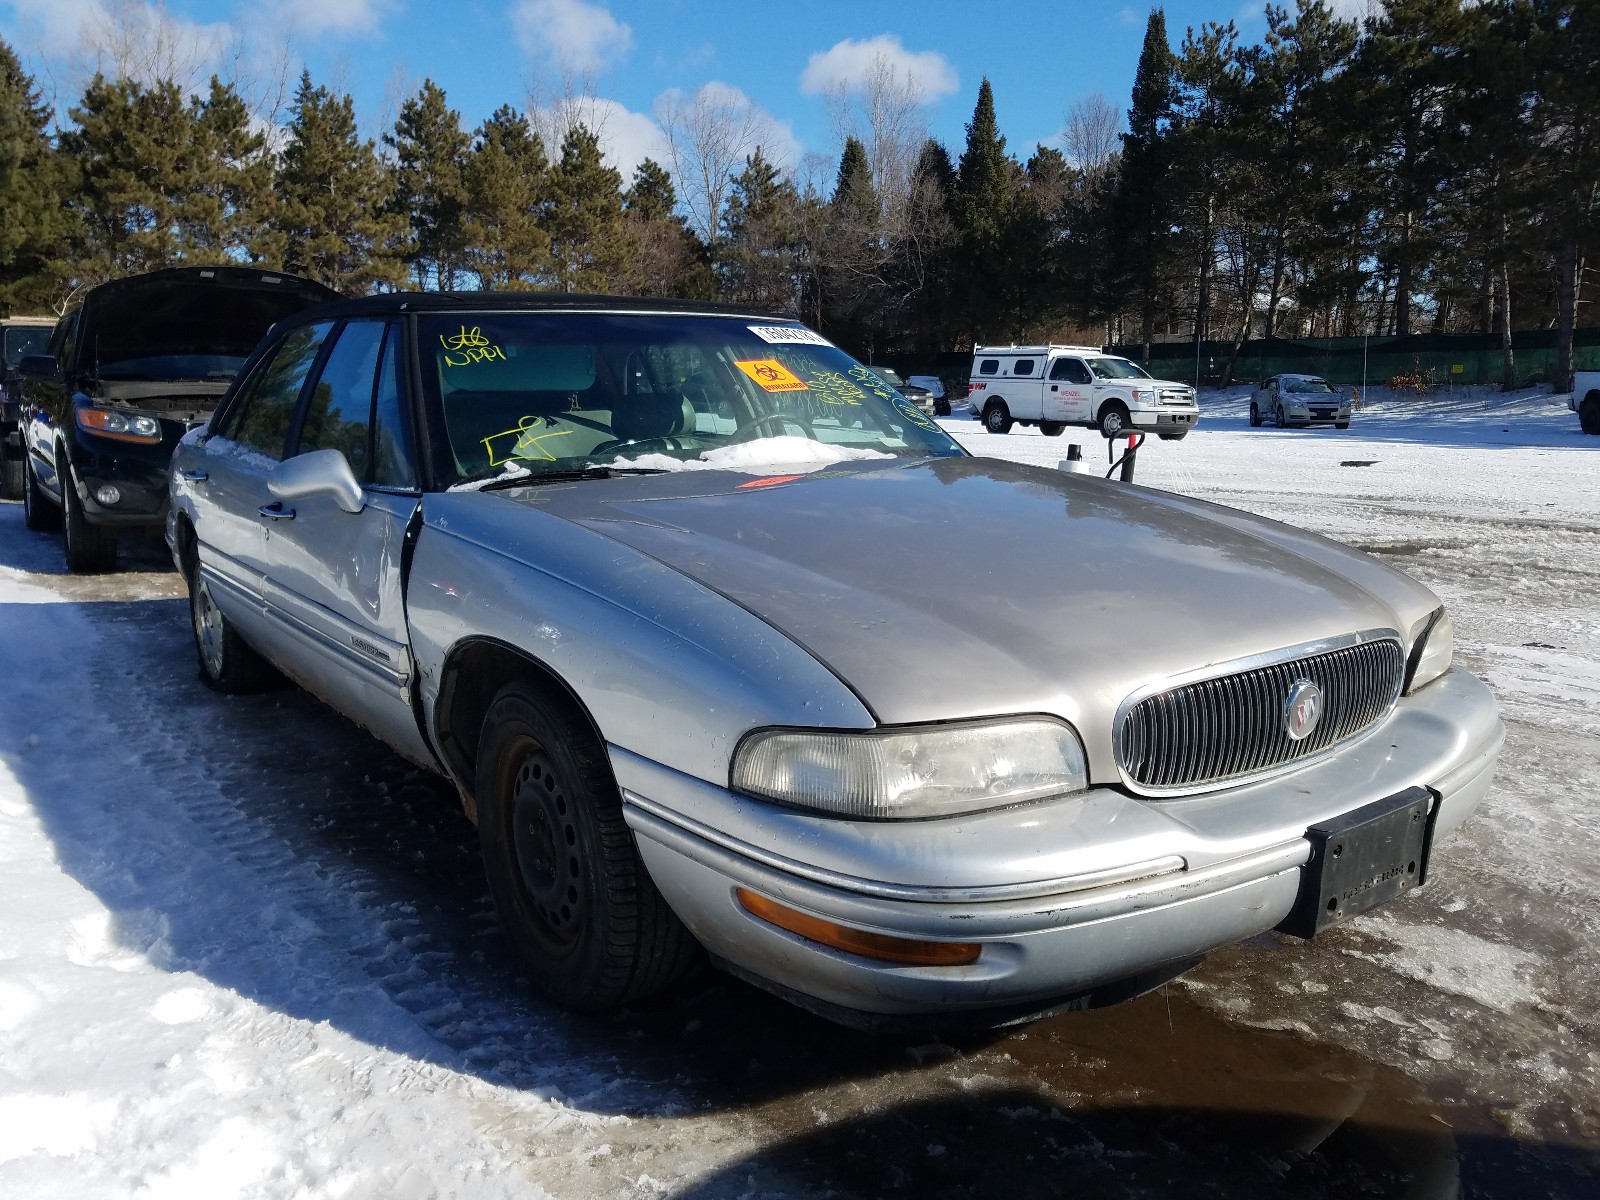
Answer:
76 267 339 379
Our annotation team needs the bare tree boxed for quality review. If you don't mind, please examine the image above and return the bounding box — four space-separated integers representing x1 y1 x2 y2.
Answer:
823 52 928 218
1062 92 1122 184
525 68 614 154
656 82 775 245
82 0 227 91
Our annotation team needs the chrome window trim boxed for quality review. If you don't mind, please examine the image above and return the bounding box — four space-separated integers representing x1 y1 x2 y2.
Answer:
1112 627 1404 799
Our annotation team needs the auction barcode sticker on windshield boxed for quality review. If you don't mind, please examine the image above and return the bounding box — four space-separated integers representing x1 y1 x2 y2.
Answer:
748 325 833 346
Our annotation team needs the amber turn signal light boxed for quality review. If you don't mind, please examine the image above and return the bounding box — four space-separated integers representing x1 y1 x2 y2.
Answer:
736 889 981 967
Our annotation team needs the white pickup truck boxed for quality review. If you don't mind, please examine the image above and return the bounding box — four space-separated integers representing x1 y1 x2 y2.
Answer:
967 344 1200 440
1572 370 1600 435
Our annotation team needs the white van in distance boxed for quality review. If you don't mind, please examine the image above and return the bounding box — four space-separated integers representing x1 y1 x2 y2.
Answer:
968 345 1200 440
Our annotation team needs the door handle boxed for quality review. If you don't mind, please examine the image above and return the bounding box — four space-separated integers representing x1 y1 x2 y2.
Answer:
180 469 209 482
258 502 295 521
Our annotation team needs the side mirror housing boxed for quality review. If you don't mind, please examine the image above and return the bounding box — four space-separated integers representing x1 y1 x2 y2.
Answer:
268 448 365 514
18 354 58 379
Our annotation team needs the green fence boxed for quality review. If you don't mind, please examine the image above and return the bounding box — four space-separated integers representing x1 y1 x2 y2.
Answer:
1106 328 1600 389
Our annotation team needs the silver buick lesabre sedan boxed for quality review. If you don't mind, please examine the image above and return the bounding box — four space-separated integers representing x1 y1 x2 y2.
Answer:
167 295 1502 1030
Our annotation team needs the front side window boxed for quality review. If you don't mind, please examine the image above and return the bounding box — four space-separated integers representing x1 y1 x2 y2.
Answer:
219 321 332 458
418 314 965 484
296 320 385 477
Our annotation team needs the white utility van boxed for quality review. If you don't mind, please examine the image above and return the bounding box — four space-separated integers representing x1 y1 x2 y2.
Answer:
967 345 1200 439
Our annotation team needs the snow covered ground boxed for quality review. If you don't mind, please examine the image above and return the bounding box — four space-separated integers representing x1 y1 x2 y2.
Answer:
0 386 1596 1198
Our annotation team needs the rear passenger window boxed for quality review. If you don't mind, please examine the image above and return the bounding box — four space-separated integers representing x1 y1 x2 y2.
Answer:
296 321 385 477
221 321 332 458
1013 359 1035 376
978 359 998 375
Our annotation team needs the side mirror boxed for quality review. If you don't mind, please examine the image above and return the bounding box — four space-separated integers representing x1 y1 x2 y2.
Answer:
268 448 365 514
18 354 58 379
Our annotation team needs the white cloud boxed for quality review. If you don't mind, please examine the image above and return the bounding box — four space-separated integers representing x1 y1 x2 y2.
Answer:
512 0 632 75
273 0 392 38
654 81 803 174
4 0 234 91
534 96 668 181
799 35 958 103
1119 7 1139 25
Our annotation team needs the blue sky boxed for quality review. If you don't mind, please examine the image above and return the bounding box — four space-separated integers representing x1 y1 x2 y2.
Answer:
3 0 1361 182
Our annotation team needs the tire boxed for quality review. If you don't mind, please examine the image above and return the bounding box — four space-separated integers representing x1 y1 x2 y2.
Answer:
933 398 951 417
1273 405 1286 429
1334 421 1350 430
1097 403 1131 439
0 444 21 500
1579 395 1600 436
475 682 697 1011
982 401 1013 435
60 457 117 573
188 564 278 693
1158 432 1186 441
22 453 60 531
1039 421 1065 437
1249 403 1262 428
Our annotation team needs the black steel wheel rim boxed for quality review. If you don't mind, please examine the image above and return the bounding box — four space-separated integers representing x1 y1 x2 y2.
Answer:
505 738 583 958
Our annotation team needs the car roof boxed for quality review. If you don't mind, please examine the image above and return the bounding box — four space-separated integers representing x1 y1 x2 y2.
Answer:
280 291 792 328
1 315 55 327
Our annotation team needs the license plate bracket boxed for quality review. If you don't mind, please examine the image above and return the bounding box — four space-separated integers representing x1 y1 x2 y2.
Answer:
1277 787 1433 938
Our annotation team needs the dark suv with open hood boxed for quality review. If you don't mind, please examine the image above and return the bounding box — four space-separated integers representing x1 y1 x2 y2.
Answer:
17 266 337 571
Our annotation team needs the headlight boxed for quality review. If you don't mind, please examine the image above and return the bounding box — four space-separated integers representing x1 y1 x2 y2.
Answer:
1405 609 1453 694
78 407 162 442
1132 388 1154 403
731 718 1089 819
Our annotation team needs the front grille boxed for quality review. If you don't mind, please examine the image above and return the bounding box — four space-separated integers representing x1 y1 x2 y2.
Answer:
1117 637 1405 792
1158 388 1195 406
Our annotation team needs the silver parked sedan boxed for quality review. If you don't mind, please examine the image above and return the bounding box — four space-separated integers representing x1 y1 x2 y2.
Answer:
168 295 1501 1029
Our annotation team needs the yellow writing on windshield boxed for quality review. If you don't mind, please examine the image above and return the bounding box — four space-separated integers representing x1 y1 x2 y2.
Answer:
440 325 509 368
735 358 809 393
807 369 867 407
482 415 574 466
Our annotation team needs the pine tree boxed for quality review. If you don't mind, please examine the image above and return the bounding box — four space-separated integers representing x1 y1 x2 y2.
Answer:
952 78 1022 339
388 80 470 289
273 72 406 295
898 139 958 354
61 74 198 280
543 124 630 293
0 39 71 311
186 78 275 264
622 158 711 298
1112 8 1179 361
461 105 548 289
719 148 800 309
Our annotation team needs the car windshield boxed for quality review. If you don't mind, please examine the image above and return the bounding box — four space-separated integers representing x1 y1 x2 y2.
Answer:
419 313 966 483
3 326 50 367
1086 357 1150 380
872 367 905 386
1285 377 1336 394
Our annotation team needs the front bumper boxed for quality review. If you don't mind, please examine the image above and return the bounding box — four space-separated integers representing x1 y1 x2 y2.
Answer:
1130 409 1200 433
1286 407 1352 425
618 668 1501 1023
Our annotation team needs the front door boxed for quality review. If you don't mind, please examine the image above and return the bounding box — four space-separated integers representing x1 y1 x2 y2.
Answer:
1049 357 1094 422
260 320 433 768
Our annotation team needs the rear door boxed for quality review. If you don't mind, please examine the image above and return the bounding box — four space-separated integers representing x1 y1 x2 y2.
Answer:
259 319 433 767
189 320 336 653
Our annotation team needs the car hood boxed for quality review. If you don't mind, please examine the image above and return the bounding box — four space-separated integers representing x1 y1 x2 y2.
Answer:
496 457 1438 776
76 267 339 377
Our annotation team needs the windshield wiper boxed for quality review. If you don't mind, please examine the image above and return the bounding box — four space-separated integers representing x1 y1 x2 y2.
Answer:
471 465 669 492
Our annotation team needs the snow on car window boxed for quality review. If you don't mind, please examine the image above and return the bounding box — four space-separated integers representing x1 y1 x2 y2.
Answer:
419 313 964 485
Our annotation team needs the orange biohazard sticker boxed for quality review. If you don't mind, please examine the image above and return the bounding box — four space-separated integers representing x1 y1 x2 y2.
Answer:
735 359 809 393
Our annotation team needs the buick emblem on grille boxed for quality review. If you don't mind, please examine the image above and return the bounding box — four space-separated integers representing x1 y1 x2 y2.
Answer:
1284 679 1323 741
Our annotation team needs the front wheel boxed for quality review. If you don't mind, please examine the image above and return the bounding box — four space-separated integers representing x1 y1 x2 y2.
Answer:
189 568 278 693
1334 420 1350 430
982 402 1013 435
1158 432 1187 441
933 398 951 417
1097 403 1131 439
476 682 697 1011
1249 403 1262 428
60 461 117 573
1273 405 1286 429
